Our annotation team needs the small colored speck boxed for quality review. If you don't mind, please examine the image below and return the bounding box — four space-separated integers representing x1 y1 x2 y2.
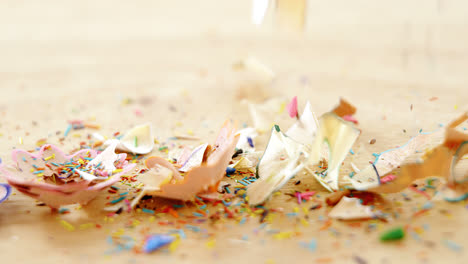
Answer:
380 227 405 241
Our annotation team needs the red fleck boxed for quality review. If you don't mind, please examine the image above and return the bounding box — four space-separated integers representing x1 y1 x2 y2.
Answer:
343 115 358 124
381 174 397 183
286 96 298 118
409 186 431 200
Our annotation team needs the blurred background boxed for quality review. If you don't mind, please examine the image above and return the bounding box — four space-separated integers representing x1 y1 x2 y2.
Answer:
0 0 466 139
1 0 467 94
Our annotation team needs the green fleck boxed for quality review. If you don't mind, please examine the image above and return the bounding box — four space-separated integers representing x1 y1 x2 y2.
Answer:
380 227 405 242
159 146 168 151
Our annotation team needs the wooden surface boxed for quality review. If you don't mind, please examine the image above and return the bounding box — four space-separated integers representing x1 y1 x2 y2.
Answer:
0 1 468 263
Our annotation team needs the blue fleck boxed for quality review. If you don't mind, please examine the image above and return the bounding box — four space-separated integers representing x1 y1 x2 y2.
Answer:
185 225 201 232
143 234 174 253
299 239 317 252
239 217 246 225
247 137 254 148
443 239 463 252
410 231 421 241
193 212 204 217
444 192 468 202
0 183 12 204
169 229 186 239
226 167 236 175
286 212 298 217
58 208 69 214
64 124 72 137
422 201 433 210
106 236 113 245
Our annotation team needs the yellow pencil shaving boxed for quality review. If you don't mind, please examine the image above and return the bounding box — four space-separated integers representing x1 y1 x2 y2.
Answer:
44 154 55 161
79 223 95 230
413 227 424 235
169 238 180 252
132 219 141 227
36 139 47 146
60 220 75 231
112 228 125 237
205 239 216 249
278 102 286 114
273 231 293 240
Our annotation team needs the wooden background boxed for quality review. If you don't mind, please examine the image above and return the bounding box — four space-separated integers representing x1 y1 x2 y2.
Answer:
0 1 467 263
